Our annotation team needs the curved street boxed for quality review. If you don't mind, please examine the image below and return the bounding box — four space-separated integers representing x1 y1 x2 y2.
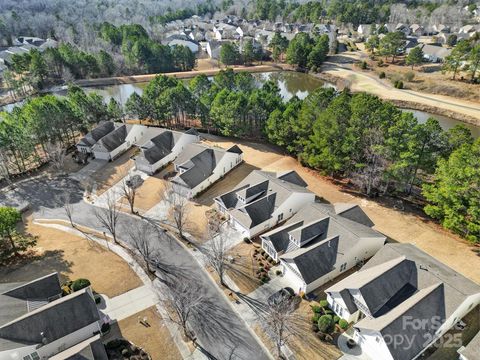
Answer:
0 176 271 360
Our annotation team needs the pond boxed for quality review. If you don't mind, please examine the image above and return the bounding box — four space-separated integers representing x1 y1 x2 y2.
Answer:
1 71 478 137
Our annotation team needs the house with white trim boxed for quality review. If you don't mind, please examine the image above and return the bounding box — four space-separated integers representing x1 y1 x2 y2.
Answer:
91 124 146 161
260 202 385 294
171 143 243 198
135 128 200 175
325 243 480 360
0 273 107 360
76 121 116 154
215 170 315 238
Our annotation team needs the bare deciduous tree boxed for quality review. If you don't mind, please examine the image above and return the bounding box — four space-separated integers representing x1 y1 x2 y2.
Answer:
201 226 230 288
160 182 191 240
259 296 303 360
127 221 160 273
159 278 204 342
60 191 75 227
94 193 120 244
120 173 141 214
45 141 66 175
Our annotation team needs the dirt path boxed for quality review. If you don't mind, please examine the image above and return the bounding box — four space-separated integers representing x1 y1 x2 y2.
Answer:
74 63 284 87
321 55 480 124
202 135 480 285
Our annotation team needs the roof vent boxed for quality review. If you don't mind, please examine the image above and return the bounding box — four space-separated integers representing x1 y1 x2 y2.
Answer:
419 265 429 271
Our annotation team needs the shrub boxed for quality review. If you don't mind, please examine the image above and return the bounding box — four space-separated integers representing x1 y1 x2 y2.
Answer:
258 267 264 272
379 71 386 79
311 314 320 323
243 237 251 243
318 300 329 308
94 294 102 304
318 315 335 334
101 322 110 333
334 315 340 324
311 305 322 314
377 59 384 67
404 71 415 82
339 319 349 330
260 250 266 256
395 80 404 89
312 323 319 332
276 270 282 276
261 276 270 283
360 61 368 70
105 339 128 350
71 278 91 292
324 309 334 315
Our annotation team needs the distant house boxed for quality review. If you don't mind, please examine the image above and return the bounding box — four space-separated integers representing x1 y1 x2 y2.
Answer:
458 330 480 360
420 44 452 62
325 243 480 360
357 24 372 36
168 38 200 53
260 202 385 293
207 40 225 59
433 24 450 34
395 23 411 36
76 121 116 154
213 23 238 40
91 124 146 161
409 24 425 37
171 143 243 198
0 273 107 360
215 170 315 238
135 128 200 175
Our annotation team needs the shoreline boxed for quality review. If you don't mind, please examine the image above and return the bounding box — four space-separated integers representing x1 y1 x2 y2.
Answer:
2 63 479 127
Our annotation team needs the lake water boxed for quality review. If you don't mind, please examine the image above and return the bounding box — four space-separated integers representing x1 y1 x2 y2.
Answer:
2 71 478 137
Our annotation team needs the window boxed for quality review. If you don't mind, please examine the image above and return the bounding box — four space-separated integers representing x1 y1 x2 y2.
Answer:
277 213 283 222
340 263 347 271
31 353 40 360
23 356 32 360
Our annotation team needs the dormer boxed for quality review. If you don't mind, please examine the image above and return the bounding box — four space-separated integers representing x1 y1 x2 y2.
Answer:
288 217 330 248
237 180 270 205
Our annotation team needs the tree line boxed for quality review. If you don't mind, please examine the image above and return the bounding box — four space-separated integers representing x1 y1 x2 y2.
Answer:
123 70 479 242
0 86 115 177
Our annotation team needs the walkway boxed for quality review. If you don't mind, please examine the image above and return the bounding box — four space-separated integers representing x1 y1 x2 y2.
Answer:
101 285 158 321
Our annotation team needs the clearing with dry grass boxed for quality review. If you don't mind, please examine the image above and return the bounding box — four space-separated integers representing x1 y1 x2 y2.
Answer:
0 216 142 298
226 242 263 294
106 307 182 360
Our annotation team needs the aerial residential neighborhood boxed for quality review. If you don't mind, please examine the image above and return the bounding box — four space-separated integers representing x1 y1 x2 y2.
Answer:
0 1 479 360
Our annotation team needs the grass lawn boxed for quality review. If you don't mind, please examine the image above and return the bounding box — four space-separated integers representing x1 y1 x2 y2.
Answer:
91 148 136 195
0 216 142 298
226 241 265 294
106 307 182 360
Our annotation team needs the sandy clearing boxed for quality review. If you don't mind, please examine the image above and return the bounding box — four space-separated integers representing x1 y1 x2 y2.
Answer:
0 216 142 297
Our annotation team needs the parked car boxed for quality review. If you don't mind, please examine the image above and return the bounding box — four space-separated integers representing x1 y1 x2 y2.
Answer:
267 287 295 306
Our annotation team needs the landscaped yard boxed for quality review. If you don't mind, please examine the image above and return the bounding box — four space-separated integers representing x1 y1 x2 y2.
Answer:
200 134 480 285
226 241 264 294
91 148 137 195
0 216 142 298
105 307 182 360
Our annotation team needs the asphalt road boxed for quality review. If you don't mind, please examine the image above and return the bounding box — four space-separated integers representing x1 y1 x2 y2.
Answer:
0 176 270 360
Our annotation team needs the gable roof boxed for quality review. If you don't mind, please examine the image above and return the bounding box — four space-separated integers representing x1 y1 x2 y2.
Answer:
282 235 340 284
326 243 480 360
97 124 128 152
0 273 62 327
173 143 230 189
138 130 183 165
78 121 115 147
0 288 100 352
216 170 311 230
261 202 384 284
50 334 108 360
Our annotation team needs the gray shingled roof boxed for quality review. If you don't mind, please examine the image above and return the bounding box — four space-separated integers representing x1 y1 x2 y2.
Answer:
51 334 108 360
0 273 62 327
282 235 340 284
215 170 311 230
98 124 128 152
78 121 115 146
141 131 177 164
261 202 385 284
327 243 480 360
0 288 100 351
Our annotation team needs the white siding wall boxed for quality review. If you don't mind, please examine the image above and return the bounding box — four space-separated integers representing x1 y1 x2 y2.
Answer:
355 328 395 360
187 151 242 198
327 292 360 323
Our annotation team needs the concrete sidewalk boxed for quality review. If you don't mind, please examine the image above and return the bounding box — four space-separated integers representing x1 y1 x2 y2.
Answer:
101 285 158 321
